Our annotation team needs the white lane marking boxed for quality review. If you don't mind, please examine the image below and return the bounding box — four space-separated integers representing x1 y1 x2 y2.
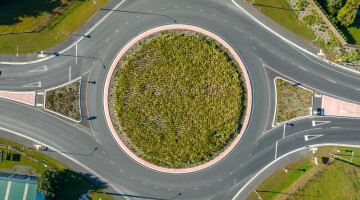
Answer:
206 184 210 187
161 7 165 10
5 79 14 81
304 134 323 141
148 10 152 12
194 188 198 190
120 169 124 173
93 60 96 65
331 127 341 128
142 182 147 185
312 120 331 126
297 65 308 71
252 46 255 50
99 49 102 54
274 141 278 159
102 151 106 155
110 160 114 164
115 29 119 32
218 179 222 182
200 9 204 11
131 177 135 180
22 81 41 87
249 36 253 40
282 123 286 138
187 6 191 8
224 19 228 22
136 15 140 18
229 171 233 175
281 56 285 60
212 13 216 16
34 122 43 127
327 79 336 83
29 65 48 72
243 36 247 39
69 66 71 82
125 21 129 24
174 6 178 8
167 189 172 191
155 186 159 189
356 88 360 91
260 43 263 47
75 43 77 64
106 38 109 43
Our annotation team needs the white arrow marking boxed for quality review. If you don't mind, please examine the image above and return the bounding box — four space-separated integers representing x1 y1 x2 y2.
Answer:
304 134 323 141
312 120 331 127
28 65 48 72
22 81 41 87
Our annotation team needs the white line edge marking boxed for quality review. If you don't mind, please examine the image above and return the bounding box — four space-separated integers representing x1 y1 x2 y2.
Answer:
327 79 336 83
274 141 278 160
297 66 308 71
0 126 129 200
69 66 71 82
1 0 126 65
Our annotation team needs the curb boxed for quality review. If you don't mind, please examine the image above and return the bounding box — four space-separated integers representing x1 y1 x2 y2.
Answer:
103 24 253 173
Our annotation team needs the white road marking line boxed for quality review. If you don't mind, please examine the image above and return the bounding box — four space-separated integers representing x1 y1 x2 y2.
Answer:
224 19 228 22
281 56 285 59
356 88 360 91
249 36 253 40
252 46 255 50
248 153 252 157
327 79 336 83
155 186 159 189
93 60 96 65
120 169 124 173
142 182 147 185
75 43 77 64
5 79 14 80
312 120 331 126
283 123 286 138
22 81 41 88
194 188 198 190
102 151 106 155
212 13 216 16
125 21 129 24
110 161 114 164
161 7 165 10
270 50 274 53
34 122 43 127
200 9 204 11
148 10 152 12
229 171 233 175
218 179 222 182
99 49 102 54
259 43 263 47
297 66 308 71
29 65 48 72
275 141 278 160
292 62 295 65
106 38 109 43
115 29 119 32
206 184 210 187
174 6 178 8
187 6 191 8
331 127 341 128
167 189 172 191
69 66 71 82
131 177 135 180
136 15 140 18
304 134 323 141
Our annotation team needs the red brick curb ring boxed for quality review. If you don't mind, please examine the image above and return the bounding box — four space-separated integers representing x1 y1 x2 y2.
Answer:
104 24 252 173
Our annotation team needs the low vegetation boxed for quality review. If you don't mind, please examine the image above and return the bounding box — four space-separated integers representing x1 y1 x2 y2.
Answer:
275 78 313 125
0 137 113 200
246 146 360 200
112 31 246 168
0 0 109 54
45 79 81 121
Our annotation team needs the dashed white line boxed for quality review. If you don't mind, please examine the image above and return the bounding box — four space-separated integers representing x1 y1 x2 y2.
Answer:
98 49 102 54
102 151 106 155
154 186 159 189
249 36 253 40
297 66 308 71
187 6 191 8
93 60 96 65
275 141 278 160
167 188 172 191
356 88 360 91
174 6 178 8
131 177 135 180
125 21 129 24
5 79 14 80
69 66 71 82
110 161 114 164
281 56 285 60
200 9 204 11
252 46 255 50
331 127 341 128
229 171 233 175
142 182 147 185
115 29 119 32
106 38 109 43
148 10 152 13
327 79 336 83
218 179 222 182
212 13 216 16
161 8 165 10
206 184 210 187
194 188 198 190
224 19 228 22
136 15 140 18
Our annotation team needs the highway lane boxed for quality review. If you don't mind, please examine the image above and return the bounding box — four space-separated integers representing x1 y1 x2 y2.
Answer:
0 0 360 199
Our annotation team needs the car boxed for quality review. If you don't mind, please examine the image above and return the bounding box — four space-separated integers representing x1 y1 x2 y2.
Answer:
317 108 324 116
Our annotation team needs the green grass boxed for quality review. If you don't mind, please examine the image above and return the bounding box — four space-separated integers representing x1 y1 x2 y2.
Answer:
245 0 316 42
0 147 46 173
0 137 113 200
275 78 313 124
0 0 109 54
246 146 360 200
45 79 81 121
113 31 246 168
345 15 360 45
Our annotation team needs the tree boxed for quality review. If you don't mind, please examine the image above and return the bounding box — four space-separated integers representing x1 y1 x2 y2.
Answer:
327 0 343 15
337 0 360 27
37 169 61 198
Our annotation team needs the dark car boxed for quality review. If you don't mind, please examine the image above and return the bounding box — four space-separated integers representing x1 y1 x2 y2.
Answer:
317 108 324 116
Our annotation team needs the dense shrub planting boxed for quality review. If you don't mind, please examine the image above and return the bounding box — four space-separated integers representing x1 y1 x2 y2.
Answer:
113 32 246 168
275 79 313 124
45 79 81 121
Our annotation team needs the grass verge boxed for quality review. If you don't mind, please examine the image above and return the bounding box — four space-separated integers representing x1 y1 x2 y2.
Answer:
0 0 109 54
45 78 81 121
111 30 247 168
0 137 113 200
246 146 360 200
275 78 313 125
245 0 316 42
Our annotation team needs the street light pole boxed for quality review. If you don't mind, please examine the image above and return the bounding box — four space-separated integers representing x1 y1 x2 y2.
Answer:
255 190 263 200
92 0 100 9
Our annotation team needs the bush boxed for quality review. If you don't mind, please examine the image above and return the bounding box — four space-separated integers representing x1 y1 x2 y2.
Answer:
337 0 360 27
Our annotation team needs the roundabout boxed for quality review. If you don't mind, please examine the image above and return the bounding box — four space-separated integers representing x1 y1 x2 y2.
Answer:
104 24 252 173
0 0 360 200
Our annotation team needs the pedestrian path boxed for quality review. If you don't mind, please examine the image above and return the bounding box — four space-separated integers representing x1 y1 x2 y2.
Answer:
322 95 360 117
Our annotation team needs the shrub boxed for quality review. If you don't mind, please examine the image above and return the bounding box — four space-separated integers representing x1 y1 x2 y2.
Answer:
337 0 360 27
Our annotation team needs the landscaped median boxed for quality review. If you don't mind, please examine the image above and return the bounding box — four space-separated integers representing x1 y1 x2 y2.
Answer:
246 146 360 200
274 78 313 125
104 24 252 173
45 78 82 122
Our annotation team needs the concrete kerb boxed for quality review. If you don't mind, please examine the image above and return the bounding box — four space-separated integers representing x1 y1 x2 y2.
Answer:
103 24 253 174
0 0 126 65
43 77 82 123
231 0 360 76
232 143 360 200
272 77 313 128
0 126 129 200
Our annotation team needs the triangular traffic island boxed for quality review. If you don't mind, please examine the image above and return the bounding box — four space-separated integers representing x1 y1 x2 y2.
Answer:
44 78 82 122
274 78 313 125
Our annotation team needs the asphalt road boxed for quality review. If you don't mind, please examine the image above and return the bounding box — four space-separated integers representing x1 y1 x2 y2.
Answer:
0 0 359 199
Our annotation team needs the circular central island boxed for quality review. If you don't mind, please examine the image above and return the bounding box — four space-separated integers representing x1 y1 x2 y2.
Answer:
105 25 251 172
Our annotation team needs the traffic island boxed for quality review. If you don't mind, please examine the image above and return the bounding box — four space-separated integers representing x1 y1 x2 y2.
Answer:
274 78 313 125
44 78 82 122
104 24 252 173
